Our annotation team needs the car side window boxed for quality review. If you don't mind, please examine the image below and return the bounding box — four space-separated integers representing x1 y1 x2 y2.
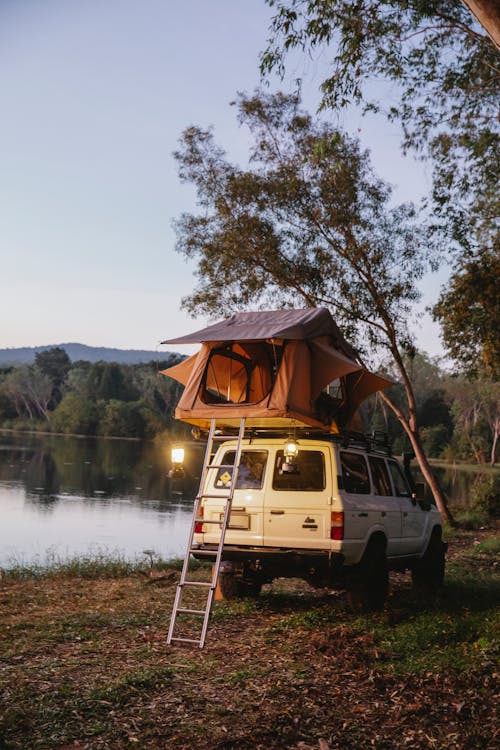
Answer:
369 456 392 496
339 451 371 494
387 460 412 498
215 451 267 489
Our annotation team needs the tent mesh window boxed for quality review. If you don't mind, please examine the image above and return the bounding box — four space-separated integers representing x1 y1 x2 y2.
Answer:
200 342 282 406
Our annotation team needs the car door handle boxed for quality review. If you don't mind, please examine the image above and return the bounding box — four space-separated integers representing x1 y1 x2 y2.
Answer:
358 512 368 517
270 510 285 515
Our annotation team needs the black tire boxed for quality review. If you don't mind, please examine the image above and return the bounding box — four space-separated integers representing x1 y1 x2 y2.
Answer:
347 538 389 612
217 572 262 600
412 532 446 592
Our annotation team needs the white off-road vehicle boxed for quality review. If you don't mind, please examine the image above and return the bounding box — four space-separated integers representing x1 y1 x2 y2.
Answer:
192 433 446 609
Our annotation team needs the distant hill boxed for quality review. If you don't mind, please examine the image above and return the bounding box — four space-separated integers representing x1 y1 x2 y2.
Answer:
0 343 177 366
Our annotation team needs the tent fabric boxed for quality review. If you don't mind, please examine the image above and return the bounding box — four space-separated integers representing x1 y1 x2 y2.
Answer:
162 307 357 359
161 308 392 433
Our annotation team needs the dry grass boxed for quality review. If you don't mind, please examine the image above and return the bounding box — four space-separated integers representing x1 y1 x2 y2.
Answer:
1 529 498 750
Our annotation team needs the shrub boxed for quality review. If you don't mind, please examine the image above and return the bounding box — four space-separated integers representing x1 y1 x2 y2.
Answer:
470 473 500 519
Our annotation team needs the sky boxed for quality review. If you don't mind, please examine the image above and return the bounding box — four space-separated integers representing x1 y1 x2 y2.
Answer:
0 0 447 357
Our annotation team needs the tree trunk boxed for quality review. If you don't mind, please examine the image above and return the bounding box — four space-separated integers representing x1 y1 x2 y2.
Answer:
380 391 454 524
462 0 500 48
491 424 499 466
405 427 454 524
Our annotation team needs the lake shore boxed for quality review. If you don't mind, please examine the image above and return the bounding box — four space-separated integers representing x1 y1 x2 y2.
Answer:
1 528 498 750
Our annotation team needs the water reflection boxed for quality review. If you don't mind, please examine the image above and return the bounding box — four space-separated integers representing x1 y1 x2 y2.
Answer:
0 433 205 566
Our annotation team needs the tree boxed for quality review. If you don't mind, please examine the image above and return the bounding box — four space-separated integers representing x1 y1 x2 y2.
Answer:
2 366 53 421
173 91 453 520
261 1 499 250
440 372 499 466
35 347 71 407
432 246 500 378
51 392 99 435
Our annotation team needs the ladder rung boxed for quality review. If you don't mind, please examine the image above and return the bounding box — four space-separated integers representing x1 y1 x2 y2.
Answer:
190 548 216 555
199 494 232 500
177 608 206 615
182 581 214 588
207 464 235 470
194 518 222 524
170 637 202 644
212 434 236 441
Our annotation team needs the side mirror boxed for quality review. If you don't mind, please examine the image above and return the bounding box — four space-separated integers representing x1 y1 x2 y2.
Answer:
415 482 425 500
411 483 425 506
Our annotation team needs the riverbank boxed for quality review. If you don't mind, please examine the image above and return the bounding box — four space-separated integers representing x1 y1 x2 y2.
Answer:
1 528 498 750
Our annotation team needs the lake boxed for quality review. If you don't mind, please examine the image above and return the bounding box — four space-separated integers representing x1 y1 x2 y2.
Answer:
0 431 493 568
0 432 205 569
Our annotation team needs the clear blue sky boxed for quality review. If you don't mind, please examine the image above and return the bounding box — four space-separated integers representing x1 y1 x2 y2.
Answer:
0 0 446 356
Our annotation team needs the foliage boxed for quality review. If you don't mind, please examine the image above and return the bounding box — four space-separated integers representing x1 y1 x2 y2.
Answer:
2 365 53 421
51 391 100 435
445 375 500 466
97 399 147 438
261 0 500 250
433 246 500 378
470 473 500 518
175 92 437 350
0 350 184 438
420 424 450 458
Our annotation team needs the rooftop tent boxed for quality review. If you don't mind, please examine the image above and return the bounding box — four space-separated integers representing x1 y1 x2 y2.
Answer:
160 308 392 432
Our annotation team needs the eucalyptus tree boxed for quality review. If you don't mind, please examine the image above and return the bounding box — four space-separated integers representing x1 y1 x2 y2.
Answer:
260 0 500 251
433 247 500 379
174 91 453 520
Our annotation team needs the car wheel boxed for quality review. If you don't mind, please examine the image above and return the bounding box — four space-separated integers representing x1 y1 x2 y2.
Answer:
347 538 389 612
217 572 262 600
412 532 446 592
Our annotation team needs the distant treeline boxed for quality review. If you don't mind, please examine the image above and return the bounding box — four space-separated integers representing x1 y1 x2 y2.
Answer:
0 347 185 439
0 343 163 366
0 347 498 466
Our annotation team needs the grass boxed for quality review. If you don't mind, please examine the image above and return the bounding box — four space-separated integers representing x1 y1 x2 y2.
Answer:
1 549 211 581
1 529 498 750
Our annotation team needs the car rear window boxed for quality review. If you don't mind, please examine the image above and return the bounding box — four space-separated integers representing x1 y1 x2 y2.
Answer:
272 450 325 491
214 450 268 489
340 451 371 494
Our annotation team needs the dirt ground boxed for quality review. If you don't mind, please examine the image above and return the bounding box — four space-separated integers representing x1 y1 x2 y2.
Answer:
0 528 498 750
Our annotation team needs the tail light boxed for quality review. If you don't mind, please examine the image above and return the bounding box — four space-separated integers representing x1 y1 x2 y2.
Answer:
194 505 204 534
330 511 344 540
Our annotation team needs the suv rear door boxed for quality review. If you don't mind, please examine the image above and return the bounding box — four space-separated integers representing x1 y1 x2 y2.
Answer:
264 446 332 549
201 447 268 547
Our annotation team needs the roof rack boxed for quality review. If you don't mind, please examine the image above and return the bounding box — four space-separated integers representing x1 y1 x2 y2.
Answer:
329 430 392 456
192 424 392 455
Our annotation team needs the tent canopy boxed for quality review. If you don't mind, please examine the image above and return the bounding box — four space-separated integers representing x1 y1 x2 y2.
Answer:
161 308 392 432
162 307 357 359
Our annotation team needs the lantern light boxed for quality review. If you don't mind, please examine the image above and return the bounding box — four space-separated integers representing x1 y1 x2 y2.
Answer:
169 445 185 479
284 440 299 459
171 446 185 466
282 438 299 474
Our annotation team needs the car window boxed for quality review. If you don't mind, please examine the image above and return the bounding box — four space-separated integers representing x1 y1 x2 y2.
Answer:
340 451 371 494
369 456 392 496
214 451 268 489
272 450 325 491
387 460 412 498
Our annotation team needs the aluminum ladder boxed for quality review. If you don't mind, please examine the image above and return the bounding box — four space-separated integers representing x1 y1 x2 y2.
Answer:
167 417 246 648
